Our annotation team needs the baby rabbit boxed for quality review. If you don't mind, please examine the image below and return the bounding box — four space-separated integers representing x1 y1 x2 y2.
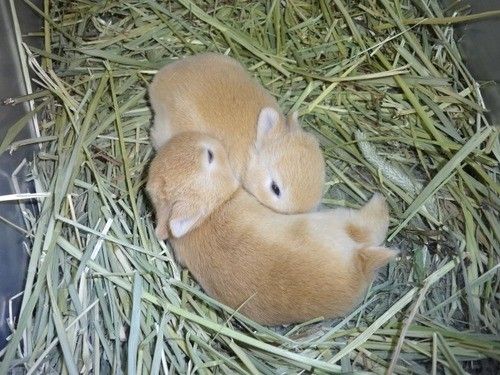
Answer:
149 53 325 214
147 132 397 326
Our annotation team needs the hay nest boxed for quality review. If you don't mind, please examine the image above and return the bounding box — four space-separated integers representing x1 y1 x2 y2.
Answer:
1 0 498 373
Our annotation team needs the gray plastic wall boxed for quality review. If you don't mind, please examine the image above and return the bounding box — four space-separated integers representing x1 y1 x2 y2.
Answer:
0 0 41 349
442 0 500 125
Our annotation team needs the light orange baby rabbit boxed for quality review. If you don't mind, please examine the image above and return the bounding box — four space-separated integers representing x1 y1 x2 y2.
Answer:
149 53 325 214
147 132 397 326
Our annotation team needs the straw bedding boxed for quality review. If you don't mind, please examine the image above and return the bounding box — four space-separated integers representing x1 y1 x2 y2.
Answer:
1 0 499 373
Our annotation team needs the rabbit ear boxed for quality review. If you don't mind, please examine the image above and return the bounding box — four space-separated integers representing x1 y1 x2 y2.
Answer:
286 111 301 132
256 107 280 148
154 203 172 240
358 246 398 274
169 201 205 238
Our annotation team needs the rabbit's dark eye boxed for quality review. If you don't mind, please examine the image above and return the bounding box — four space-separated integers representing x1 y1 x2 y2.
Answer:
207 149 214 163
271 181 281 197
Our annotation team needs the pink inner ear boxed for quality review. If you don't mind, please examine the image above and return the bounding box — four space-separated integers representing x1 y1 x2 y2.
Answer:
257 108 279 137
169 217 197 238
168 202 204 238
255 107 280 148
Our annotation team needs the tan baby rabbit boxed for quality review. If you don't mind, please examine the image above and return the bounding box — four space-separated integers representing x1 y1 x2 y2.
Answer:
147 132 397 325
149 53 325 214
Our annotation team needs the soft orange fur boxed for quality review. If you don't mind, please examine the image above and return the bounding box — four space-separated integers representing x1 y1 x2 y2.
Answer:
149 53 325 214
147 132 397 326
